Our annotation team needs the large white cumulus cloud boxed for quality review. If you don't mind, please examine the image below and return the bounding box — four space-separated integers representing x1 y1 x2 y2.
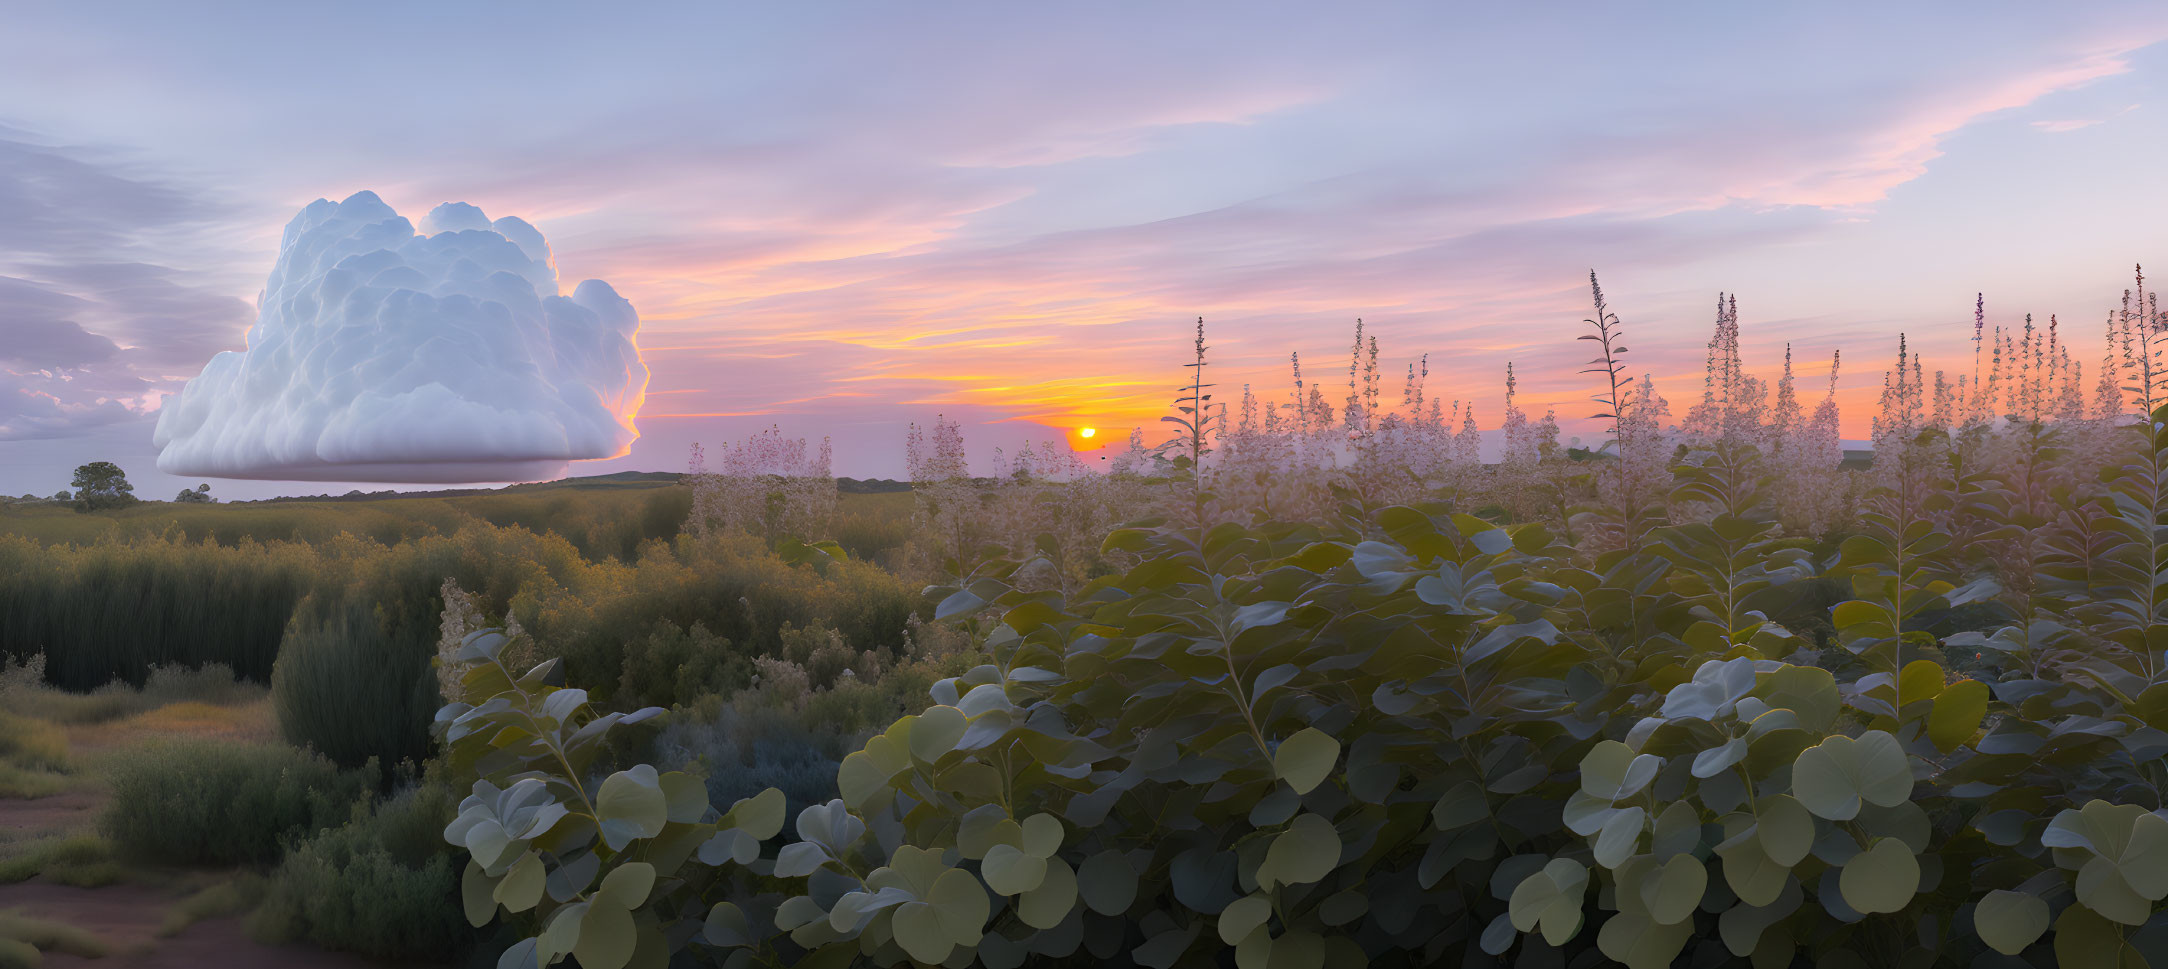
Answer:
153 192 646 481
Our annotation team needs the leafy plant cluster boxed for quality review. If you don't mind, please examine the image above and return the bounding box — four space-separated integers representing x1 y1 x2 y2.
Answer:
435 308 2168 966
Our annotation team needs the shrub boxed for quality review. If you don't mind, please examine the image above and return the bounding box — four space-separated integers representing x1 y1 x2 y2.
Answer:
0 535 314 689
657 700 844 822
251 783 472 961
273 594 438 771
101 739 375 866
614 621 746 710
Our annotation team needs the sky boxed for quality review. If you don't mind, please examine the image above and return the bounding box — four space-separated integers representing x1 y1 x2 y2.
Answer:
4 3 2168 499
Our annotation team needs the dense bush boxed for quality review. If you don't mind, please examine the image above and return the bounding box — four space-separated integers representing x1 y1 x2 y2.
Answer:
275 593 443 771
0 534 316 689
101 739 377 866
252 782 474 961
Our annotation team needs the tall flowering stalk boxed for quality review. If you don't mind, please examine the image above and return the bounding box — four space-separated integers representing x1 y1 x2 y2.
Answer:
906 415 977 565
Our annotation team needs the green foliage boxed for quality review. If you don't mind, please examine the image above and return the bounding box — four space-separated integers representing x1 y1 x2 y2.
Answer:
419 401 2168 967
275 591 442 770
432 628 785 969
251 783 474 961
0 834 120 887
0 912 108 965
101 739 377 866
0 535 314 689
69 460 136 512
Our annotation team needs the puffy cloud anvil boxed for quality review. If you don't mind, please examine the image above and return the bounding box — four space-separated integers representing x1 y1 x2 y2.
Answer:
154 192 647 481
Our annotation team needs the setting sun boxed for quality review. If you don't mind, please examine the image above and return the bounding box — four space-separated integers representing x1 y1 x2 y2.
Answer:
1078 427 1096 438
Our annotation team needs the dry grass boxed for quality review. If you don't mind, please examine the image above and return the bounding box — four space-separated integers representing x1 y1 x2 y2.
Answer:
70 698 277 751
0 834 121 888
0 714 70 802
0 909 111 961
158 874 267 937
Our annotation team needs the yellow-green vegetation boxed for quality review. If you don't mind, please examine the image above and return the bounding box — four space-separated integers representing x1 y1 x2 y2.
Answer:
0 910 110 966
101 739 377 867
0 713 68 800
0 835 120 888
247 783 470 960
0 474 691 562
159 873 268 937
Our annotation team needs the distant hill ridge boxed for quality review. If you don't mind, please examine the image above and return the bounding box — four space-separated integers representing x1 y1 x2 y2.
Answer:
234 472 913 504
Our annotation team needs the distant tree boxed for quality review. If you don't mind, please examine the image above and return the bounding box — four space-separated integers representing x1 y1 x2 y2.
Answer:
18 494 33 501
70 461 137 513
51 490 70 501
174 483 214 504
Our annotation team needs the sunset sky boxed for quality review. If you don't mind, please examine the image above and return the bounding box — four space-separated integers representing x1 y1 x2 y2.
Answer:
5 4 2168 498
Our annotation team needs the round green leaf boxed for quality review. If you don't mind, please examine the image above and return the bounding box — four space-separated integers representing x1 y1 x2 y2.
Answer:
659 771 708 824
1755 795 1814 867
731 788 786 841
982 843 1048 896
1594 806 1646 870
1079 849 1138 915
494 851 545 913
2124 812 2168 900
596 766 668 849
2056 899 2145 968
927 867 990 946
1020 813 1064 859
2078 857 2153 925
1838 838 1918 915
1897 659 1944 703
1581 740 1660 801
1718 840 1790 907
1263 813 1340 887
1791 731 1911 821
1274 727 1340 796
909 705 968 763
1975 890 2049 956
1759 664 1839 731
1563 790 1621 837
1597 911 1691 969
891 900 955 965
1692 738 1746 779
463 858 500 928
1927 679 1988 752
542 902 587 959
837 750 889 812
574 902 636 969
1642 854 1706 926
703 901 752 947
597 862 656 910
1219 894 1272 945
1017 856 1077 929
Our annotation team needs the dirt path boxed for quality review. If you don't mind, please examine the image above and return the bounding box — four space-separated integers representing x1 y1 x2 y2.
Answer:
0 788 101 842
2 697 435 967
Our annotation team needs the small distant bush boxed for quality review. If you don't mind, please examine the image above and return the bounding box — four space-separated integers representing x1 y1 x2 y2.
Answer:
101 739 375 866
251 782 472 962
